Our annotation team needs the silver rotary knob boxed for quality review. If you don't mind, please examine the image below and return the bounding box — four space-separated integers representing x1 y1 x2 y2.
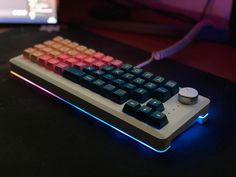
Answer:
178 87 199 105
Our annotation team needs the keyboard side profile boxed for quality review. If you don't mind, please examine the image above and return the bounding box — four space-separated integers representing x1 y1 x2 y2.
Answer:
9 36 210 152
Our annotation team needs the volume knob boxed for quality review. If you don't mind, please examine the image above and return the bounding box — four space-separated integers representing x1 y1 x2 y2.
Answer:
178 87 199 105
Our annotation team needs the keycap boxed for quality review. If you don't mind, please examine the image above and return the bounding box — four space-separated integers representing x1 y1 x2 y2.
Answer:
130 68 143 76
112 79 125 87
92 70 105 78
143 82 158 94
80 75 96 88
55 62 69 74
63 67 86 83
111 69 125 77
85 49 96 55
75 54 87 61
122 73 135 82
58 54 70 61
38 54 53 66
136 106 153 121
93 52 104 59
92 61 106 69
74 62 87 70
66 50 79 56
122 83 137 94
102 74 115 82
53 36 64 42
111 59 123 68
68 42 79 48
34 44 46 50
148 111 168 129
65 58 78 66
23 48 36 59
154 87 171 102
46 58 60 70
76 45 87 52
123 100 141 116
141 72 154 80
147 99 164 112
83 66 96 74
152 76 165 86
91 79 106 93
132 88 150 103
102 84 117 97
102 65 115 73
112 89 129 104
101 56 114 63
164 80 179 95
132 77 146 87
31 51 44 63
84 57 96 65
120 63 133 72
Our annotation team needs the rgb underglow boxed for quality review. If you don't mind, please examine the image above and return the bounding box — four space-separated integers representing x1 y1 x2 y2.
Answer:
10 71 171 153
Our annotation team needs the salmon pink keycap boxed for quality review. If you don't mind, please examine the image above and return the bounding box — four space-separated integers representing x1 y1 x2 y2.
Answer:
46 58 60 70
65 58 78 66
55 62 69 74
102 56 114 63
111 59 123 68
74 62 87 70
75 54 87 61
93 61 106 69
58 54 70 61
38 55 53 66
84 57 96 65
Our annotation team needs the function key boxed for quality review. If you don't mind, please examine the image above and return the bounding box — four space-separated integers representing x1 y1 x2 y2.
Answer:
136 106 153 121
153 87 171 102
147 99 164 112
122 83 137 94
132 77 146 87
123 100 141 116
83 66 96 74
102 65 115 73
63 67 86 83
132 88 150 103
120 63 133 72
111 59 123 68
143 82 157 94
121 73 135 82
130 68 143 76
112 89 129 104
141 72 154 80
152 76 165 86
148 111 168 129
164 80 179 95
112 69 125 77
102 84 117 97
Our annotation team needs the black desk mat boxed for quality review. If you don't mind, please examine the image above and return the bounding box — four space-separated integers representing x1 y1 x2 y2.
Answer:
0 27 235 177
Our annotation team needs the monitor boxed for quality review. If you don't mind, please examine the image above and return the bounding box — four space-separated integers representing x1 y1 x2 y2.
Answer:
0 0 57 24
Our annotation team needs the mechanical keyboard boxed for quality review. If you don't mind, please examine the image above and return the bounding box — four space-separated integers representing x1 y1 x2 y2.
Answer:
9 36 210 153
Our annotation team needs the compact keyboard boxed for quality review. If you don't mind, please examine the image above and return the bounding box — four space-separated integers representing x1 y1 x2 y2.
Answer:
9 36 210 153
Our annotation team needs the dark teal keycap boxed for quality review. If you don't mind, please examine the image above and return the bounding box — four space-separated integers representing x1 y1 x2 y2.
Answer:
83 66 96 73
122 83 137 94
80 75 96 88
152 76 165 86
112 79 125 87
123 99 141 116
132 77 146 87
141 72 154 80
120 63 133 71
154 87 171 102
144 82 157 94
112 89 129 104
164 80 179 95
147 99 164 112
91 79 106 92
63 67 86 83
102 84 116 97
148 111 168 129
136 106 153 121
102 65 115 73
130 68 143 76
102 74 115 82
92 70 105 78
112 69 125 77
132 88 150 103
122 73 135 81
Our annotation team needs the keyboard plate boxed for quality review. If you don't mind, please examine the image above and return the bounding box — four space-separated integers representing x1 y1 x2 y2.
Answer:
10 55 210 150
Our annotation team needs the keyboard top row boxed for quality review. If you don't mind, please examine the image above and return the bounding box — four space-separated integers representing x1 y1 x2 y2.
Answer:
22 36 180 129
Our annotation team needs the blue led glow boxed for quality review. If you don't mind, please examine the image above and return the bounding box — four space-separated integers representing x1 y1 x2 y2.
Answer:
198 113 209 119
10 71 171 153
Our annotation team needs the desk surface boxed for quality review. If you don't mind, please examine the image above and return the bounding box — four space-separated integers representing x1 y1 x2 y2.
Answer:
0 27 235 177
